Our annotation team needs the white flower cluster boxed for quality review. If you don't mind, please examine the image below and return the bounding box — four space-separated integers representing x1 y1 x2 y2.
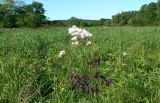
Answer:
58 50 65 58
68 25 92 46
58 25 93 58
122 51 128 57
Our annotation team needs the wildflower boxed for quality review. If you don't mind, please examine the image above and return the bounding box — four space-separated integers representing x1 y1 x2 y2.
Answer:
72 25 77 28
79 29 92 39
68 25 93 46
60 87 65 92
78 29 86 39
68 26 78 34
122 51 127 56
79 32 85 39
104 26 107 29
86 41 92 46
85 32 92 38
71 36 78 41
72 41 79 45
75 68 78 71
58 50 66 58
71 28 83 36
68 28 75 34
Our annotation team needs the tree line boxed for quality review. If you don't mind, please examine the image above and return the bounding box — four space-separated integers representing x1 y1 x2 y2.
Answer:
0 0 46 28
0 0 160 28
112 1 160 26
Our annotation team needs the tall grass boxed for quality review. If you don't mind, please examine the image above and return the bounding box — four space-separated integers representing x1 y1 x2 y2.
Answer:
0 27 160 103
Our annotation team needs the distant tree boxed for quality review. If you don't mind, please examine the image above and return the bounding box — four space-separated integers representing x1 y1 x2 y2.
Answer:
112 11 137 26
68 17 88 27
157 1 160 25
135 4 148 25
0 0 46 28
0 4 3 27
112 14 120 26
99 18 106 25
2 0 14 4
112 2 160 26
79 20 89 27
69 17 80 26
99 18 111 26
52 20 65 27
22 1 46 27
0 3 17 28
145 2 157 25
103 19 111 26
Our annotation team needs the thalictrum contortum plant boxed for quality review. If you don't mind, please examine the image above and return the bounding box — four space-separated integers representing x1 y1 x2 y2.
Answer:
58 50 66 58
58 25 92 58
68 25 92 45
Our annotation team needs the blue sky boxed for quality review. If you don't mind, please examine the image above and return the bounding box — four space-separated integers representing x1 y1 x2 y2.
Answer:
24 0 157 20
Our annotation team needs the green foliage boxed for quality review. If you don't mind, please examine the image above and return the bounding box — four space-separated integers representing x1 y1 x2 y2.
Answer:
0 1 46 28
0 4 17 28
112 2 160 26
0 27 160 103
156 2 160 25
68 17 89 27
1 1 160 28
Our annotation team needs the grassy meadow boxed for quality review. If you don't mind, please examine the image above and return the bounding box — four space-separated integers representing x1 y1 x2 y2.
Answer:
0 27 160 103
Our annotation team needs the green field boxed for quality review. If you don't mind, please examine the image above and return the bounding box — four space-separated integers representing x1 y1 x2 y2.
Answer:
0 27 160 103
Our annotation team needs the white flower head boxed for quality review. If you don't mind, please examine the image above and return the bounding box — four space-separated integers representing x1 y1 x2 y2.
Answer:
58 50 66 58
71 36 78 41
70 28 82 36
68 26 93 46
72 41 79 45
86 41 92 46
79 33 85 39
68 28 76 34
79 29 92 39
79 29 87 39
68 25 79 34
123 51 127 56
104 26 107 29
86 32 92 38
72 25 77 28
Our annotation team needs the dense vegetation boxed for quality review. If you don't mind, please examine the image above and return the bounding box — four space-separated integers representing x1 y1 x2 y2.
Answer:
0 0 160 103
0 27 160 103
57 1 160 27
112 1 160 26
0 0 46 28
0 0 160 28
